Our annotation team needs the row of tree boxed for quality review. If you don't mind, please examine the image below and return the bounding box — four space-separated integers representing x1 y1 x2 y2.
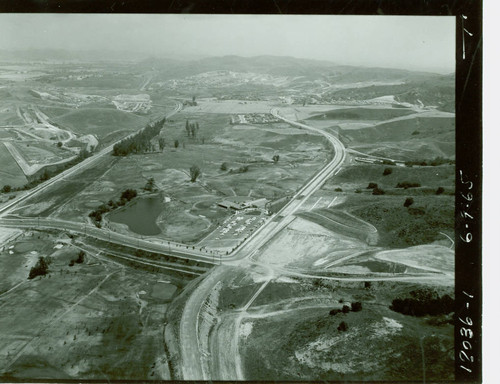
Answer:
89 188 138 226
390 290 454 316
185 119 200 138
112 118 166 156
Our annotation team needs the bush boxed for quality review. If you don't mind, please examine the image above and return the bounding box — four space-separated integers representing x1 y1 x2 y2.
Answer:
367 182 378 189
220 162 228 171
436 187 445 195
334 187 343 192
403 197 414 208
372 187 385 195
337 321 348 332
412 130 420 135
383 168 393 176
354 189 362 194
351 302 362 312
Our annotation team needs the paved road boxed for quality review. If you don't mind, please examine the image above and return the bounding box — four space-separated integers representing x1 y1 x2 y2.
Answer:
0 102 182 218
0 217 218 265
179 108 347 379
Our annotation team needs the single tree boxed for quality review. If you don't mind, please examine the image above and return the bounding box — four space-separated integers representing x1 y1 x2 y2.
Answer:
158 137 166 151
351 302 363 312
372 187 385 195
174 139 179 148
76 251 85 264
367 182 378 189
383 168 392 176
272 154 280 164
57 141 63 148
190 165 201 182
337 321 348 332
2 185 11 193
404 197 414 208
145 177 155 192
220 162 228 171
436 187 445 195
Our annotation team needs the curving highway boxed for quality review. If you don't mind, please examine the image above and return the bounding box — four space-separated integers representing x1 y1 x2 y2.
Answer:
178 108 347 380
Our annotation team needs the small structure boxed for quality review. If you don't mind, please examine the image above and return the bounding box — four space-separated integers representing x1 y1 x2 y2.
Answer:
217 200 246 211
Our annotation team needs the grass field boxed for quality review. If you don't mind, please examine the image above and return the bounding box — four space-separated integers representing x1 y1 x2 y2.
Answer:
50 108 148 140
306 107 416 121
0 144 28 188
240 279 453 381
0 229 188 380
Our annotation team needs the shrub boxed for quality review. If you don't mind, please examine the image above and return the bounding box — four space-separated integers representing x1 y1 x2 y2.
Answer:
383 168 393 176
412 130 420 135
367 182 378 189
351 302 362 312
337 321 348 332
403 197 414 208
355 189 362 193
220 162 228 171
334 187 343 192
436 187 445 195
372 187 385 195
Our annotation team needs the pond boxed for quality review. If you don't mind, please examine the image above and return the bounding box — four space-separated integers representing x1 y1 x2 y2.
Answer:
109 195 163 236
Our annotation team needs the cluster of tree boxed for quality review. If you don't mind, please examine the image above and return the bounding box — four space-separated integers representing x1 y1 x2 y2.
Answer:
185 119 200 138
28 256 50 279
396 181 421 189
329 302 362 316
69 251 85 266
89 188 138 226
390 289 454 316
404 156 455 167
112 118 166 156
183 96 198 107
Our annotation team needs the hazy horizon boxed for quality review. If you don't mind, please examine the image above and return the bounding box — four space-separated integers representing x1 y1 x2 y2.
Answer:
0 14 455 74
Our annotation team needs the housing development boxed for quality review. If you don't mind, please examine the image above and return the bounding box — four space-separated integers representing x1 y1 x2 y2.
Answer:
0 16 455 382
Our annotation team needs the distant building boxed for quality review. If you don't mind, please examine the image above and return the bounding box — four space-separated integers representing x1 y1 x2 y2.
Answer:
218 201 246 210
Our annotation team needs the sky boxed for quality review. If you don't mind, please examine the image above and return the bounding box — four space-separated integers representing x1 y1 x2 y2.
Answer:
0 14 455 73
